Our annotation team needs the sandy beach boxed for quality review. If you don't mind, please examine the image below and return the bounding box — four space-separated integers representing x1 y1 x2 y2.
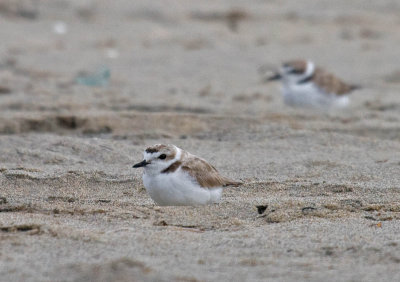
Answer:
1 1 400 281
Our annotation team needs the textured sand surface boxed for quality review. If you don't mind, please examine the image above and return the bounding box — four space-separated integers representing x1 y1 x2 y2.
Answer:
1 1 400 281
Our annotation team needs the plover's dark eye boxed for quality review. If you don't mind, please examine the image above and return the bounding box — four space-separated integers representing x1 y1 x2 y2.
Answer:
159 154 167 160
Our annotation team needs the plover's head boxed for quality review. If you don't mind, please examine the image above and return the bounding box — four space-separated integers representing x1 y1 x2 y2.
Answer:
268 59 315 85
133 144 181 174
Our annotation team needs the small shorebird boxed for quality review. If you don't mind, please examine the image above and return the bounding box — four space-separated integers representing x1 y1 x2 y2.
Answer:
267 59 359 109
133 144 242 206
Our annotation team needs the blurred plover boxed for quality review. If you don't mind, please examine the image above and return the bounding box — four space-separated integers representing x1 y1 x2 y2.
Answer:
267 59 359 109
133 144 242 206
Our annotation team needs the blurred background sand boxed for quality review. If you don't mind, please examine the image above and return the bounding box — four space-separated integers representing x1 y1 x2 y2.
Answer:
1 1 400 281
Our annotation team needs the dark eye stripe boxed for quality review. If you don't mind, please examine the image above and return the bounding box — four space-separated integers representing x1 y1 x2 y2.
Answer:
288 68 303 74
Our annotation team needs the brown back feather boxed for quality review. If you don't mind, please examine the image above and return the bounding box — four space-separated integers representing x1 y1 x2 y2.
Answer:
181 154 242 188
313 67 358 95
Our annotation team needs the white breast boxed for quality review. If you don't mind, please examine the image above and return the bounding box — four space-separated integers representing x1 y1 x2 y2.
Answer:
142 169 222 206
282 83 349 109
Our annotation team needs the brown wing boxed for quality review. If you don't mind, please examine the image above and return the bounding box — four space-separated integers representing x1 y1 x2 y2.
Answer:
313 67 359 95
181 155 242 188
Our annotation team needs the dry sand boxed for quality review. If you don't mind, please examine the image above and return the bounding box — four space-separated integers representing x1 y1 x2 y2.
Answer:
1 1 400 281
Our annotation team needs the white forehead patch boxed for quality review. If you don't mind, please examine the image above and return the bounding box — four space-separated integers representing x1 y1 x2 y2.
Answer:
144 151 157 161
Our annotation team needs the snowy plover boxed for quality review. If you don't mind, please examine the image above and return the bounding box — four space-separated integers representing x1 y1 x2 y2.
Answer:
132 144 242 206
268 59 359 109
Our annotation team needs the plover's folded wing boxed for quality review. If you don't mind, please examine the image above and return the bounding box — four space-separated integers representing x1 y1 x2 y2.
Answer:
181 156 242 188
313 67 359 95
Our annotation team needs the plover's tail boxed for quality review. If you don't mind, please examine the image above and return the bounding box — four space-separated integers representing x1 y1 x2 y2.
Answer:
222 177 243 187
349 84 361 92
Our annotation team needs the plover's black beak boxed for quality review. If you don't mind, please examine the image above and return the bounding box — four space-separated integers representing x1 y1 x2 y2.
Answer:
266 72 282 81
132 160 148 168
